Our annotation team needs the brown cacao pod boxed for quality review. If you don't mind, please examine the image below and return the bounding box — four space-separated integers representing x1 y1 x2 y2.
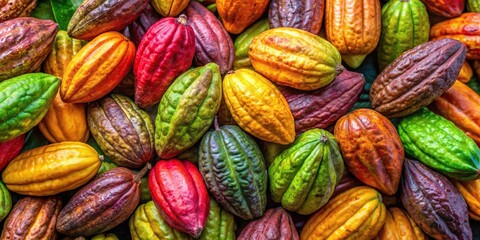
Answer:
0 17 57 81
216 0 270 34
454 179 480 220
0 0 36 23
124 4 160 47
268 0 324 34
421 0 464 18
334 108 404 195
1 196 62 240
279 69 365 134
238 207 299 240
370 38 466 118
430 13 480 60
375 207 426 240
184 1 234 75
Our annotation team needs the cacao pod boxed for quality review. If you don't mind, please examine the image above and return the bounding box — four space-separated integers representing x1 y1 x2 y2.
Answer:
301 186 386 240
125 4 160 47
458 61 474 83
216 0 270 34
199 198 236 240
0 0 36 22
223 68 295 145
151 0 189 17
1 196 62 240
155 63 222 159
0 181 11 222
334 109 404 195
375 207 426 240
398 107 480 181
2 142 102 196
91 233 119 240
68 0 149 40
331 170 364 198
467 0 480 12
269 129 344 214
61 31 135 103
148 159 209 238
430 13 480 60
279 70 365 134
454 179 480 220
268 0 324 34
88 94 155 168
0 73 60 143
401 158 472 240
133 14 195 108
199 123 268 220
420 0 464 17
249 27 344 91
238 207 299 240
233 19 269 70
57 166 148 236
0 17 57 81
370 38 466 118
42 30 86 78
325 0 381 68
0 134 24 171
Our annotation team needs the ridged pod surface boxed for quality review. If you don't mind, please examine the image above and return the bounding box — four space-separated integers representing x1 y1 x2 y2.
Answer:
56 167 146 237
233 19 269 70
458 61 474 83
279 70 365 134
375 207 426 240
88 94 155 168
420 0 464 17
155 63 222 159
334 109 404 195
42 30 86 78
148 159 209 238
223 68 295 145
325 0 381 68
300 186 386 240
454 179 480 220
401 159 472 240
67 0 149 40
199 198 236 240
133 15 195 108
1 142 101 196
370 38 466 118
125 4 160 47
467 0 480 11
0 134 24 171
377 0 430 71
199 124 267 220
151 0 189 17
0 197 61 240
249 27 344 90
268 0 324 34
0 181 10 222
430 13 480 60
0 0 37 22
238 207 299 240
398 108 480 181
0 17 57 81
61 31 135 103
0 73 60 143
184 1 234 75
216 0 270 34
269 129 344 214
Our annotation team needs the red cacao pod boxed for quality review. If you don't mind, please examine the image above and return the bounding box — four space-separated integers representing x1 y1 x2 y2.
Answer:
421 0 464 18
0 134 24 171
238 207 300 240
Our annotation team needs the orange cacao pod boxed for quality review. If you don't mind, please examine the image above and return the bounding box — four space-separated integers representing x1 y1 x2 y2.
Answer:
216 0 270 34
458 61 474 83
375 207 426 240
454 179 480 220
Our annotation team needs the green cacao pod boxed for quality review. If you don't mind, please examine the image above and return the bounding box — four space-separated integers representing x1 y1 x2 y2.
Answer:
88 94 155 169
91 233 119 240
0 73 60 143
467 0 480 12
0 181 11 222
155 63 222 159
199 198 236 240
129 201 191 240
96 161 117 175
398 107 480 181
199 123 268 220
269 128 344 215
377 0 430 71
233 19 269 70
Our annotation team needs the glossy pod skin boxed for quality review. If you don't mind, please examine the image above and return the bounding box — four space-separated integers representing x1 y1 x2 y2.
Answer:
268 0 324 34
0 0 37 23
238 207 299 240
0 134 25 171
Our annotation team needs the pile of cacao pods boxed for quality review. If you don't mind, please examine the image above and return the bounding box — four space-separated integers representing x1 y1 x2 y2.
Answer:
1 0 480 239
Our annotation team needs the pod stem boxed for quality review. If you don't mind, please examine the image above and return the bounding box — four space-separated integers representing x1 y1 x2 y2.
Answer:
99 155 105 161
135 162 152 182
320 134 328 143
214 116 220 131
177 14 188 25
335 64 346 75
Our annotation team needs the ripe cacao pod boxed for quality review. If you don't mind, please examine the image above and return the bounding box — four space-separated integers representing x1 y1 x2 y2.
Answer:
134 15 195 108
125 4 160 47
334 109 404 195
233 19 269 70
0 73 60 143
57 166 148 237
199 123 268 220
199 198 236 240
270 129 344 214
268 0 324 34
151 0 189 17
2 142 102 196
238 207 299 240
454 179 480 220
370 38 466 118
458 61 474 83
0 17 57 81
88 94 155 168
42 30 86 78
401 158 472 239
430 13 480 60
375 207 426 240
325 0 381 68
1 196 62 240
331 170 364 198
398 107 480 181
249 27 344 91
301 186 386 240
148 159 209 238
216 0 270 34
155 63 222 159
61 31 135 103
68 0 149 40
223 68 295 145
0 134 24 171
0 0 37 22
279 70 365 134
420 0 464 18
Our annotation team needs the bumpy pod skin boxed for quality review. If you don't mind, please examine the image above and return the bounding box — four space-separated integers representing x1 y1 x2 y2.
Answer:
151 0 189 17
454 179 480 220
375 207 426 240
198 198 236 240
401 159 472 240
125 4 160 47
268 0 324 34
420 0 464 18
216 0 270 34
233 19 269 70
0 0 37 23
238 207 299 240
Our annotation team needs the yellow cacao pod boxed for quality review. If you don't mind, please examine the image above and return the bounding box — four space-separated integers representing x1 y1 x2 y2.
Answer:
458 61 474 83
375 207 426 240
151 0 189 17
454 179 480 220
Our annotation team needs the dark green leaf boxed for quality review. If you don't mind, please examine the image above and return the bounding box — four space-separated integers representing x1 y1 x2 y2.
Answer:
50 0 83 31
30 0 55 21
